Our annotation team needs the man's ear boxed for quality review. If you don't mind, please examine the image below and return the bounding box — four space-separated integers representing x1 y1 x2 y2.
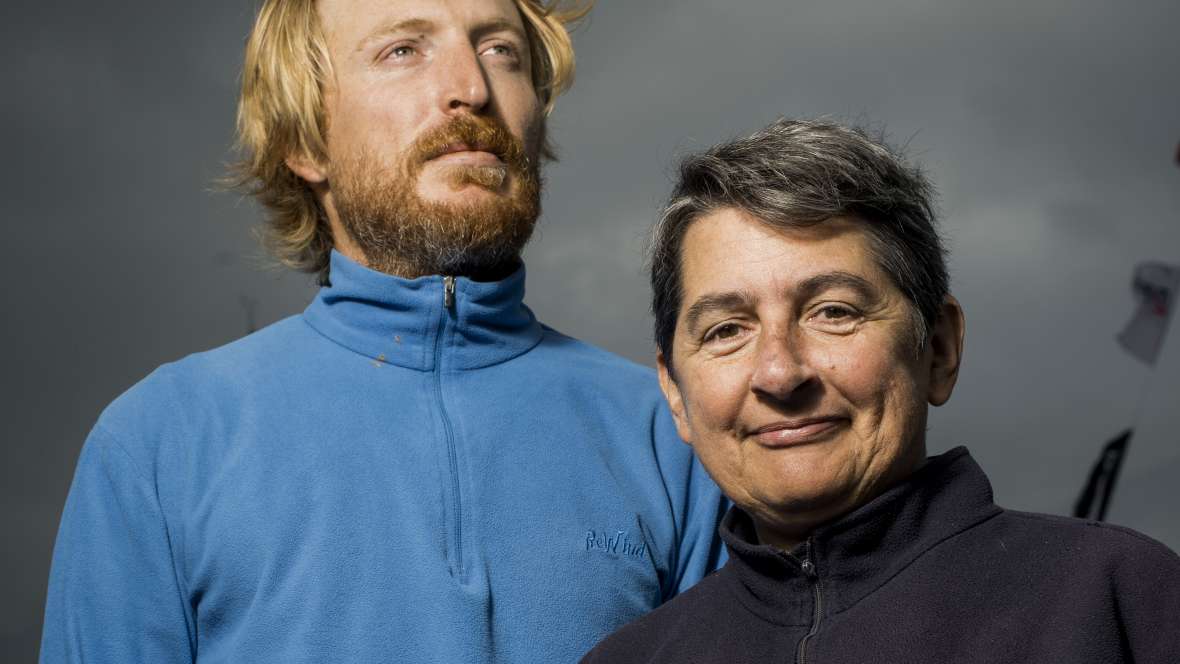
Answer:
657 352 693 446
285 151 328 185
927 294 965 406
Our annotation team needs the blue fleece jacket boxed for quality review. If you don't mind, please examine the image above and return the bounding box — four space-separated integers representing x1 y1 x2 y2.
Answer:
41 251 725 663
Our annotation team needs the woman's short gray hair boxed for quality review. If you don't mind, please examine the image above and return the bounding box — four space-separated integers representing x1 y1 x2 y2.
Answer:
651 118 948 372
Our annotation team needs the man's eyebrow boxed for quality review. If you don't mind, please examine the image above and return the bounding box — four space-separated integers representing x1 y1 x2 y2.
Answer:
356 18 526 52
682 291 754 334
470 18 527 41
796 271 878 302
356 18 435 51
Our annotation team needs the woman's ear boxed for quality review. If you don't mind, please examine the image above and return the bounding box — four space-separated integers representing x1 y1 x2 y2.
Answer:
657 352 693 446
927 295 965 407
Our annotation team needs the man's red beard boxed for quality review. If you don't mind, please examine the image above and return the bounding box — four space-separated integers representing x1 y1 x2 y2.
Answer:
330 114 542 279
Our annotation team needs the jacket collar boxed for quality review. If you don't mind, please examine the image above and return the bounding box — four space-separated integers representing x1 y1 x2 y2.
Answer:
719 447 1003 625
302 250 544 371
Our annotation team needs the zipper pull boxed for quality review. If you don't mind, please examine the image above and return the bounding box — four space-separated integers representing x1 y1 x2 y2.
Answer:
799 539 817 578
443 276 456 308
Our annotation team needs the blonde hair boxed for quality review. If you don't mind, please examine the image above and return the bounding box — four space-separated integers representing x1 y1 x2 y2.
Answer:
232 0 592 280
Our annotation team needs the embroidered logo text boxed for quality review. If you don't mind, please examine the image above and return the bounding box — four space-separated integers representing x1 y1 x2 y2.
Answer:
586 530 647 558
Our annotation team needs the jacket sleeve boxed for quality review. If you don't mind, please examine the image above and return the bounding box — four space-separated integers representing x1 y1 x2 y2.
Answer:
653 405 728 600
40 425 195 663
1111 532 1180 663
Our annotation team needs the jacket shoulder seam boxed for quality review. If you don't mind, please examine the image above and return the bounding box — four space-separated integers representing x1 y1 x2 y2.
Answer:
1004 510 1180 561
89 422 154 484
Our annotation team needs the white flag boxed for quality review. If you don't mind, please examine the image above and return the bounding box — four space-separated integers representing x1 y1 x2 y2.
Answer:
1117 262 1180 365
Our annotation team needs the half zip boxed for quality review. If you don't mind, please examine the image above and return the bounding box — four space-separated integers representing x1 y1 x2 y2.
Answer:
435 276 463 578
794 539 823 664
443 275 456 308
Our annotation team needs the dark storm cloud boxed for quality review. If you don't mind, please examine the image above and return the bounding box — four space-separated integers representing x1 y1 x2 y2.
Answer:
3 0 1179 659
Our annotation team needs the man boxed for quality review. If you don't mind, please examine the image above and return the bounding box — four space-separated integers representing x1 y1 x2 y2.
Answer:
40 1 724 662
583 119 1180 663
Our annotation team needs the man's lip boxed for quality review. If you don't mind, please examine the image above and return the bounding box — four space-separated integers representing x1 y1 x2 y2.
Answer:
749 417 846 448
428 144 504 166
433 143 501 158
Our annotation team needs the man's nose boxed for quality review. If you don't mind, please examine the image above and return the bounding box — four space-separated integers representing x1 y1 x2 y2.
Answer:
749 331 817 403
439 46 491 113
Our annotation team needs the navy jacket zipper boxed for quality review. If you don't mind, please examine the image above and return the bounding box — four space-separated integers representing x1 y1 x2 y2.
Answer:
436 276 463 577
795 540 823 664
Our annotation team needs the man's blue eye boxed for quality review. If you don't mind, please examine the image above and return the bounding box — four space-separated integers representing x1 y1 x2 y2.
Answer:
484 44 516 57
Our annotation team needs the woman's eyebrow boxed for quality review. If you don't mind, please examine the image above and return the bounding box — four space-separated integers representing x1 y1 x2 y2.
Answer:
795 271 878 302
682 291 754 334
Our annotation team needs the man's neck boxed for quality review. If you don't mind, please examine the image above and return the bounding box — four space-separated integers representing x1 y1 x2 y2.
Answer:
334 244 521 282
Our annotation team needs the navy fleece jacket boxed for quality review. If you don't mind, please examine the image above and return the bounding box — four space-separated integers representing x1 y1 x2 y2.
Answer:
583 448 1180 663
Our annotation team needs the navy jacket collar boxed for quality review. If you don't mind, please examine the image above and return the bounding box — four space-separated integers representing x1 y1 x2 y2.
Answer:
719 447 1003 625
302 250 544 371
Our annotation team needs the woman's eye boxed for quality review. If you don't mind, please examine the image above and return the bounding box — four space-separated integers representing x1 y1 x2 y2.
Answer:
809 304 860 331
704 323 742 343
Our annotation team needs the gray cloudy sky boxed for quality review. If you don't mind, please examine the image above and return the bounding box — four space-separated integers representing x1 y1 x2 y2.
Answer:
3 0 1179 659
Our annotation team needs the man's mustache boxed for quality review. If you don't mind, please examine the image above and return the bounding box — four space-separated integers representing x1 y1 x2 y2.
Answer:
408 115 529 173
